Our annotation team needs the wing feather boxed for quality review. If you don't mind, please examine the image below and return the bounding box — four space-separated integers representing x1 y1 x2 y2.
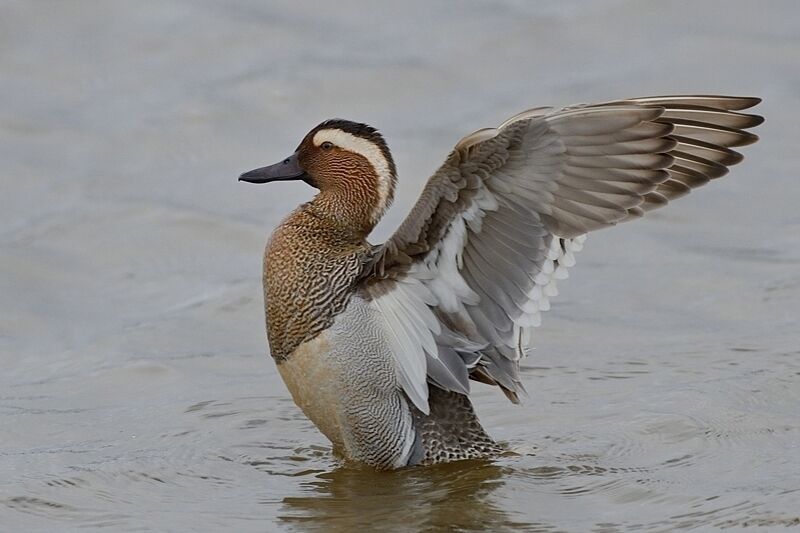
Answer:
365 95 762 411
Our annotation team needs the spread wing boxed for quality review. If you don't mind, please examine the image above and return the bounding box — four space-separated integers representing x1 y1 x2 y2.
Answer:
363 95 762 414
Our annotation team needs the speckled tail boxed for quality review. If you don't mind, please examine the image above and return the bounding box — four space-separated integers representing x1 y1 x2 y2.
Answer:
407 387 503 466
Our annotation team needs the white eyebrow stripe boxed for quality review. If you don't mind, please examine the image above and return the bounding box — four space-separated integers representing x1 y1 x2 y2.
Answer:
312 128 393 221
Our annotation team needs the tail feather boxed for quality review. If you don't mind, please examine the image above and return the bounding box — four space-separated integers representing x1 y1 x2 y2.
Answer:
407 387 502 465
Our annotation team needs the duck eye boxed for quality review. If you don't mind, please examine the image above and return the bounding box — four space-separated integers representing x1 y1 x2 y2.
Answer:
320 141 333 150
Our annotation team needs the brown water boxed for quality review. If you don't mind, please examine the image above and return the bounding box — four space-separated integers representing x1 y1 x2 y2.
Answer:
2 1 799 531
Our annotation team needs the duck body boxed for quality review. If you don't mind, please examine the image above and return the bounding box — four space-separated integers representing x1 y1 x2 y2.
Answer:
265 202 498 468
240 98 762 469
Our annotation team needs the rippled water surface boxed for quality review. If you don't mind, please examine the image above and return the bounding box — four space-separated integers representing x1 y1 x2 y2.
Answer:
2 1 799 531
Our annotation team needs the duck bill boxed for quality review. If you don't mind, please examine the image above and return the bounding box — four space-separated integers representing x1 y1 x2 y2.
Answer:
238 152 307 184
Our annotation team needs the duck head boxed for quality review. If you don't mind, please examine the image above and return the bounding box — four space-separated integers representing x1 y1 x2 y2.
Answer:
240 119 397 232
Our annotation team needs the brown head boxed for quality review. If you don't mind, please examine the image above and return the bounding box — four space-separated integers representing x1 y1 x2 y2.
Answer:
240 119 397 234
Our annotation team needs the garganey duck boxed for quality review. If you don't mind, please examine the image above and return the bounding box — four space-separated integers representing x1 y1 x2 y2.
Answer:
239 95 762 470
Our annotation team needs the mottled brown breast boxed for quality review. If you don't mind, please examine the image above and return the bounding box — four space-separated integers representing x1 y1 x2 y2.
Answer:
263 203 374 361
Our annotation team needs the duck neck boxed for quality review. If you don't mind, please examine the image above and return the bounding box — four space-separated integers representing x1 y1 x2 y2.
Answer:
307 185 382 240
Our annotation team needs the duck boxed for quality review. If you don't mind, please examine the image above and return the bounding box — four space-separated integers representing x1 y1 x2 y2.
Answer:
239 95 762 470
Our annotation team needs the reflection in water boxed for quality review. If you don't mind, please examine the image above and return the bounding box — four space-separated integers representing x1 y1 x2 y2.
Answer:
279 460 538 532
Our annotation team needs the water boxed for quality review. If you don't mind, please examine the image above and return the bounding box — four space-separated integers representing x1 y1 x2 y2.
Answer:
2 1 799 530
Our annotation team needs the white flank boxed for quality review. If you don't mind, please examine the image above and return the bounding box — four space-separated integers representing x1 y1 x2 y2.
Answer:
312 129 393 221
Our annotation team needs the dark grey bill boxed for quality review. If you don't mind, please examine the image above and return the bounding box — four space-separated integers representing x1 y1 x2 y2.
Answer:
239 152 306 183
